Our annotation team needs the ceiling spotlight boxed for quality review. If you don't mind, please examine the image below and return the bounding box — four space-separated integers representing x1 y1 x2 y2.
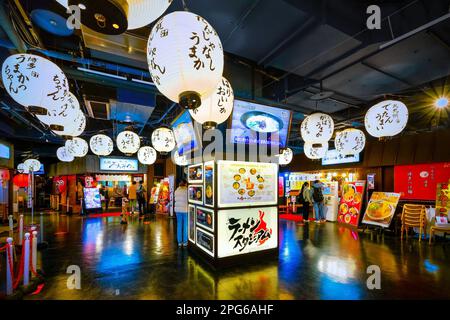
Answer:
112 23 119 29
435 97 449 109
78 3 86 10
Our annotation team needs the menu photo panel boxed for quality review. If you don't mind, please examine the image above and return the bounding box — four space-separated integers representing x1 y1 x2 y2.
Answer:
204 161 214 208
196 206 214 233
337 181 366 227
188 184 203 205
196 228 214 257
188 204 196 243
188 164 204 184
362 192 401 228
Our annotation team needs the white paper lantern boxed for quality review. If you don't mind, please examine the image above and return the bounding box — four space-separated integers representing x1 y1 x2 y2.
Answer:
116 131 140 154
278 148 293 165
52 110 86 137
1 54 69 112
57 146 74 162
36 92 80 131
151 127 176 153
127 0 172 30
66 137 88 157
173 150 189 166
300 113 334 145
24 159 41 172
147 11 224 109
334 129 366 156
365 100 409 138
17 163 29 174
304 142 328 160
137 146 157 165
90 134 114 156
189 77 234 128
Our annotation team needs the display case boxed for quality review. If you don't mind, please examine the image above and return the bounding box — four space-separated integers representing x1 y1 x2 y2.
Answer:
188 160 279 266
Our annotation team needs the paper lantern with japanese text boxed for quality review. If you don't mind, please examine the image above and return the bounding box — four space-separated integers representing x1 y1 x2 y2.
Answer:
57 146 74 162
90 134 113 156
66 137 88 157
365 100 409 138
137 146 157 165
116 131 140 155
173 150 189 166
24 159 41 172
147 11 224 109
300 113 334 145
1 54 68 113
36 92 80 132
128 0 173 30
334 129 366 156
304 142 328 160
189 77 234 128
278 147 293 165
151 127 176 153
17 163 29 174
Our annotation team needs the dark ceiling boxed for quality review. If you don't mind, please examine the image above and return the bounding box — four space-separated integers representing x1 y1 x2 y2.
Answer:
0 0 449 163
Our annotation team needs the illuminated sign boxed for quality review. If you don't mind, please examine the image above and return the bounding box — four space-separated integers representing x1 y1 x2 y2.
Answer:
321 149 360 166
0 143 10 159
99 157 138 171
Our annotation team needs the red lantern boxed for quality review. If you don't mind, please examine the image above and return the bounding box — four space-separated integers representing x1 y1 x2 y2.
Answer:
13 174 29 188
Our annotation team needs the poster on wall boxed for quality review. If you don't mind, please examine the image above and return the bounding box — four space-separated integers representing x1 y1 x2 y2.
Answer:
188 164 203 183
217 206 278 258
188 185 203 205
217 161 278 208
278 176 284 197
83 187 102 209
196 206 214 232
338 181 366 227
188 205 196 243
54 176 67 194
394 162 450 200
196 229 214 257
367 174 375 190
362 192 401 228
436 182 450 216
204 161 214 207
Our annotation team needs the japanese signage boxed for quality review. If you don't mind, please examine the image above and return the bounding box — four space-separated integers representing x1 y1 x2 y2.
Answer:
362 192 401 228
338 181 366 227
394 163 450 200
99 157 138 172
196 229 214 257
188 205 196 243
217 206 278 258
54 176 67 194
322 149 360 166
196 206 214 232
436 182 450 217
204 161 214 207
217 161 278 208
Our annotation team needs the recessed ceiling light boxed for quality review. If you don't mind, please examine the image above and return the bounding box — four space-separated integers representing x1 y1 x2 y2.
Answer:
78 3 86 10
435 97 449 109
112 23 119 29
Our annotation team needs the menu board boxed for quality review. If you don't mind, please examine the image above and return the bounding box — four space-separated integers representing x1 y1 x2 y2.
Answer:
338 181 366 227
188 185 203 205
436 182 450 216
362 192 401 228
204 161 214 207
188 205 196 243
217 206 278 258
196 229 214 257
196 206 214 232
83 187 102 209
217 161 278 208
188 164 203 183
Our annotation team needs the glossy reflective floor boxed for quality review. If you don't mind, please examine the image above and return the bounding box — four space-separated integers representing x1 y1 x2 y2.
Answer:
2 213 450 299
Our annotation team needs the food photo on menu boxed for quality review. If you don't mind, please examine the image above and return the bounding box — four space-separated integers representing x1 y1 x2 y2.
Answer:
338 181 365 226
362 192 401 228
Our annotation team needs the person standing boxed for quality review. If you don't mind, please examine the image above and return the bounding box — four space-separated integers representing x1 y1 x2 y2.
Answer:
128 181 137 215
174 179 188 247
312 180 326 223
101 183 110 212
137 180 147 217
121 195 129 225
298 182 312 224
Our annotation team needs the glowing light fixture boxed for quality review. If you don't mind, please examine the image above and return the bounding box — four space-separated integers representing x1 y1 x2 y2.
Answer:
334 129 366 156
304 142 328 160
66 137 89 157
137 146 157 165
127 0 172 30
57 146 74 162
24 159 41 172
435 97 449 109
173 150 189 166
116 130 140 155
365 100 408 138
300 113 334 146
90 134 114 156
151 127 176 153
277 147 293 165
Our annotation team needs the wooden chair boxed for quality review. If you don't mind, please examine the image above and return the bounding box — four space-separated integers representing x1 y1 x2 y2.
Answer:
401 204 426 242
429 224 450 244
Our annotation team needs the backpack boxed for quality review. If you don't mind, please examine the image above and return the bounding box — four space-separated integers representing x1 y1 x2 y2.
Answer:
298 189 305 203
312 186 324 202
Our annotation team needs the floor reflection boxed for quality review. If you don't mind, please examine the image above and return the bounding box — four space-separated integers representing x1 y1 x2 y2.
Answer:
3 213 448 300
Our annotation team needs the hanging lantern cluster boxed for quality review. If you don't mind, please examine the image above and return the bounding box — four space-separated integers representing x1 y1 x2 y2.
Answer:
17 163 29 174
304 142 328 160
189 77 234 129
90 134 114 156
147 11 224 110
57 146 74 162
335 129 366 156
278 148 293 165
173 150 189 166
66 137 89 157
301 112 334 159
364 100 409 138
151 127 176 153
137 146 157 165
116 130 140 155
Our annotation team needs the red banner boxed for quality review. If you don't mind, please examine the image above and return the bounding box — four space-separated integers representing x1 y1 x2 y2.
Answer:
54 176 67 194
338 181 366 227
394 162 450 200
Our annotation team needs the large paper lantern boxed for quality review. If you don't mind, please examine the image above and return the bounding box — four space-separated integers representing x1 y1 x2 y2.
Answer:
37 92 80 131
365 100 409 138
24 159 41 172
147 11 224 109
278 147 293 165
66 137 88 157
335 129 366 156
300 113 334 145
188 77 234 129
1 54 69 114
17 163 29 174
90 134 114 156
57 146 74 162
173 150 189 166
137 146 157 165
304 142 328 160
51 109 86 137
128 0 172 30
151 127 176 153
13 174 29 188
116 130 140 155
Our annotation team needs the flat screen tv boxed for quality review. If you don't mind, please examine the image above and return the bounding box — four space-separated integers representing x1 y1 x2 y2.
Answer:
171 110 201 155
229 99 292 148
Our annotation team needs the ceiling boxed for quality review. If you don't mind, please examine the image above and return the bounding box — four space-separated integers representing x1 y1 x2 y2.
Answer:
0 0 449 162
